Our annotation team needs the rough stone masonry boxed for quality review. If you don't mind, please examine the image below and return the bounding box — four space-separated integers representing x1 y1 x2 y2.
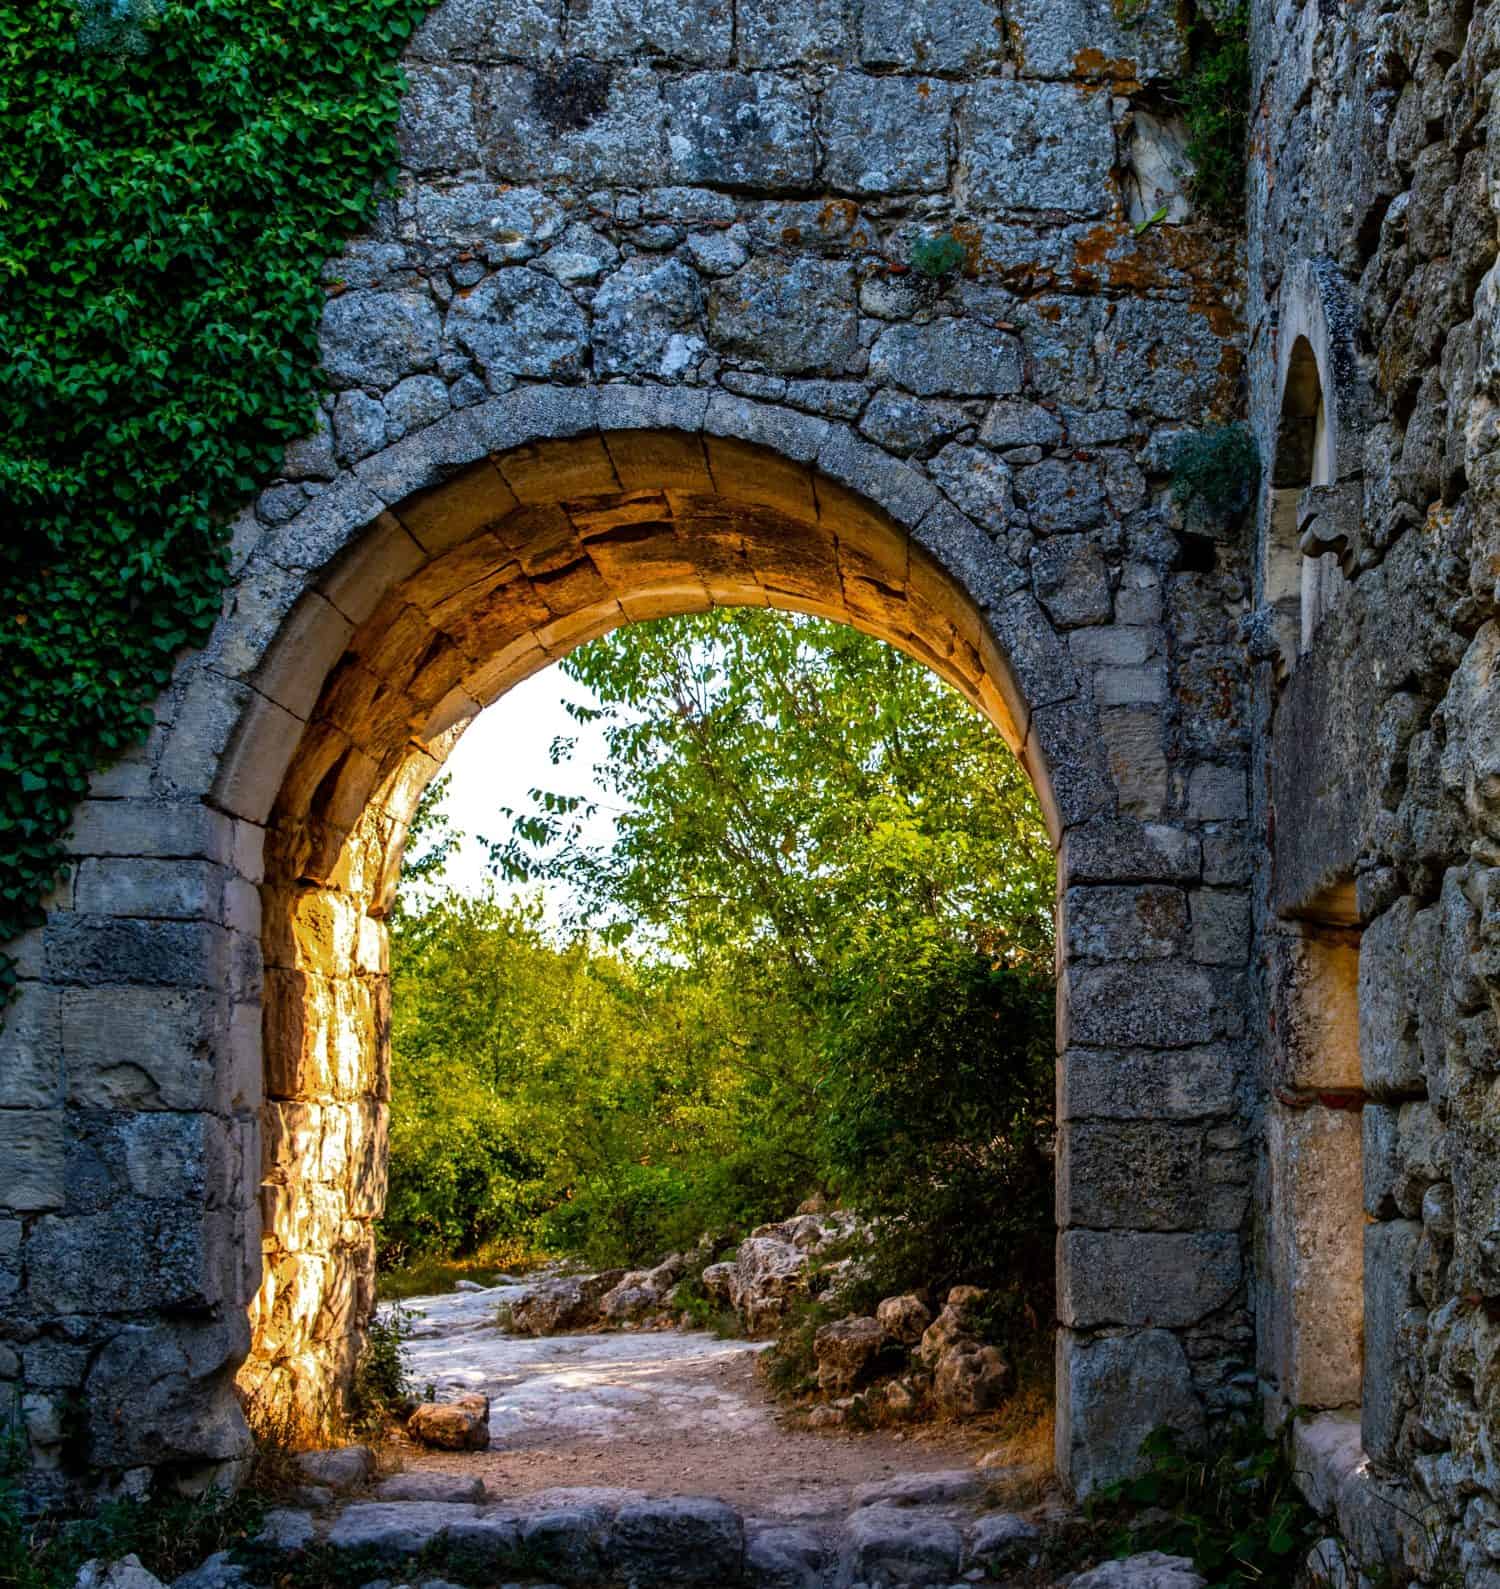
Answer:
2 0 1493 1576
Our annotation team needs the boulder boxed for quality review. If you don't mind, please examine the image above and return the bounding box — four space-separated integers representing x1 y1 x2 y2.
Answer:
875 1294 932 1346
167 1550 251 1589
700 1261 736 1303
608 1496 745 1584
509 1270 625 1334
916 1286 988 1368
293 1444 374 1491
882 1378 921 1419
964 1511 1040 1568
1071 1552 1207 1588
841 1505 964 1588
726 1235 812 1334
407 1392 491 1451
933 1341 1011 1416
814 1315 887 1393
75 1559 166 1589
852 1470 986 1509
599 1254 686 1323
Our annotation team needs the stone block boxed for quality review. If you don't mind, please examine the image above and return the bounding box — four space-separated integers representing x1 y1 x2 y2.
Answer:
929 442 1015 534
1363 1105 1400 1219
738 0 851 62
1363 1220 1421 1463
397 64 481 173
1063 961 1217 1048
0 1109 64 1212
958 81 1115 215
44 917 229 990
251 593 354 721
1060 1120 1249 1231
869 317 1024 396
481 65 668 187
1057 1328 1206 1497
915 507 1029 618
211 690 306 827
1359 896 1427 1098
858 391 969 457
411 0 564 62
1014 459 1107 534
820 75 956 194
708 258 857 373
28 1202 224 1313
609 1496 745 1584
1190 889 1250 965
1264 1102 1365 1412
1186 763 1247 821
1100 707 1167 819
593 257 706 379
1062 819 1201 883
1064 884 1188 960
73 858 225 922
446 268 588 386
1009 0 1182 82
0 1221 17 1304
1094 662 1168 706
665 73 815 189
0 984 62 1110
569 0 732 62
62 987 226 1111
1028 697 1114 831
1268 926 1362 1092
1059 1045 1239 1121
319 290 442 390
840 1505 963 1587
859 0 1004 70
1057 1231 1241 1328
1032 535 1112 626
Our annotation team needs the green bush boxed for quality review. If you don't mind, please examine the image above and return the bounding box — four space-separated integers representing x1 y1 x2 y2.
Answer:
908 232 966 279
1095 1423 1316 1588
1181 5 1251 221
1167 423 1261 524
818 939 1055 1309
349 1304 419 1435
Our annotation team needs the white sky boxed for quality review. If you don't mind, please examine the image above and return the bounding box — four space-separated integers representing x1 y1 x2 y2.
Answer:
433 663 620 903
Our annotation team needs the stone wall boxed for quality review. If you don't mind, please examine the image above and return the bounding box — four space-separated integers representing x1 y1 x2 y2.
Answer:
1247 0 1500 1576
0 0 1261 1510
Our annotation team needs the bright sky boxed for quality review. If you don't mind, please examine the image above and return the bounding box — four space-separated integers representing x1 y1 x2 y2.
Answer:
432 663 620 904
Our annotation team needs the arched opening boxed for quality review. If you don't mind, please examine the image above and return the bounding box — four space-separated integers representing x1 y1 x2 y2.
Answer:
237 428 1057 1433
1266 335 1348 669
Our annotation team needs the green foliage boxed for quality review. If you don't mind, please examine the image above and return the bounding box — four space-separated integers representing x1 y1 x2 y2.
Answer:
908 232 967 279
1096 1424 1317 1588
384 612 1055 1278
1181 4 1251 221
1168 423 1261 523
0 0 429 1003
819 940 1056 1304
349 1303 418 1435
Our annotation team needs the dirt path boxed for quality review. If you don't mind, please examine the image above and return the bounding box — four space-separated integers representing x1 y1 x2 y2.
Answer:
391 1286 993 1518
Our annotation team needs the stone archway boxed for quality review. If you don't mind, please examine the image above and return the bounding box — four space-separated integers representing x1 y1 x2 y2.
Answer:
13 387 1255 1503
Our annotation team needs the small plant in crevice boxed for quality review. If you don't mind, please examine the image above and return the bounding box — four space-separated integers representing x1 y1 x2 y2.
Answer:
1180 2 1252 221
349 1303 419 1436
1090 1422 1316 1588
1167 422 1260 524
908 231 967 280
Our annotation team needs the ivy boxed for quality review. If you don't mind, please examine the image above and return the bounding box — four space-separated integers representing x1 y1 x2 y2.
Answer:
0 0 430 1003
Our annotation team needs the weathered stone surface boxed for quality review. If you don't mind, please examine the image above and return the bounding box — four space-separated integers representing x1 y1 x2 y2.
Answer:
320 291 440 389
841 1504 963 1588
821 76 956 194
852 1469 985 1509
1058 1231 1241 1327
1064 962 1217 1047
1058 1331 1206 1498
958 82 1115 215
1032 534 1112 625
294 1445 374 1491
481 65 668 186
75 1556 167 1589
859 0 1004 71
593 258 705 378
609 1496 744 1584
814 1315 887 1392
569 0 732 64
928 443 1015 532
1070 1553 1207 1588
874 1294 932 1345
964 1511 1039 1568
1010 0 1182 82
933 1339 1011 1414
1363 1220 1420 1463
870 319 1023 396
411 0 563 63
373 1471 487 1502
665 74 815 189
445 270 588 385
709 259 858 373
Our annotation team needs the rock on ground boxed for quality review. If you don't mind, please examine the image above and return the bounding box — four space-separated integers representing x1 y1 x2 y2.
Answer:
292 1444 374 1491
1071 1552 1208 1588
408 1392 491 1450
74 1559 165 1589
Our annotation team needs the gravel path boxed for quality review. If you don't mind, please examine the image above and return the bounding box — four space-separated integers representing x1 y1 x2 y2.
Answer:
391 1285 989 1517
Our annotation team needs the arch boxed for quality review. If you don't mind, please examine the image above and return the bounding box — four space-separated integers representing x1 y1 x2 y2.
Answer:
36 392 1253 1504
1264 260 1370 667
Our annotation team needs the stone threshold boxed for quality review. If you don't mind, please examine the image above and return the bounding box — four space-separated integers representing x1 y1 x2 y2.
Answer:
1291 1411 1420 1579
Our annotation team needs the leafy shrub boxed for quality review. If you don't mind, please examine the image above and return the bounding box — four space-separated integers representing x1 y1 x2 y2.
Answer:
1094 1424 1316 1588
908 232 967 279
1167 423 1260 524
818 940 1056 1309
349 1304 418 1435
1181 5 1251 220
